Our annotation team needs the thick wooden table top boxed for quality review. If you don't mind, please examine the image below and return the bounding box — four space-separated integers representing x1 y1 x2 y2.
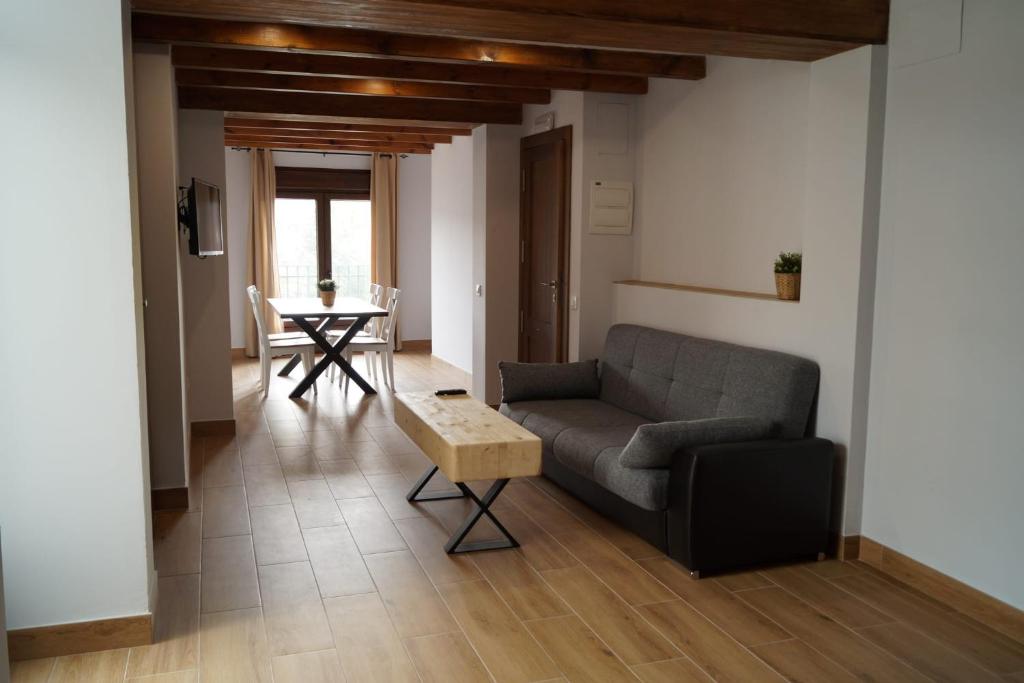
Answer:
268 296 387 319
394 392 542 483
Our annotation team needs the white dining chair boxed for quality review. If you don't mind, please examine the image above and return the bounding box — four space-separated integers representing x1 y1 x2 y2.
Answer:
246 285 318 398
341 287 401 391
327 282 385 382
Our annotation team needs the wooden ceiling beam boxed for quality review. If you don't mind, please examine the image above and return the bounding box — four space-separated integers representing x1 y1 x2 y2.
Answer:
224 126 452 144
171 46 649 94
179 86 522 125
225 116 471 136
225 134 434 150
132 1 886 60
176 67 550 104
133 13 706 78
225 140 430 154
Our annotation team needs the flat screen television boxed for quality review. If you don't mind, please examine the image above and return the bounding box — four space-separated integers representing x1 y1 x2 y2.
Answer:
178 178 224 256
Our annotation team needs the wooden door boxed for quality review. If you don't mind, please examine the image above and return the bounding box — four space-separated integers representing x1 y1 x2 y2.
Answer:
519 126 571 362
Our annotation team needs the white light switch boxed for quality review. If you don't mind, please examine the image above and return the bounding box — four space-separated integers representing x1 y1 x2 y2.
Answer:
474 284 483 296
570 295 579 311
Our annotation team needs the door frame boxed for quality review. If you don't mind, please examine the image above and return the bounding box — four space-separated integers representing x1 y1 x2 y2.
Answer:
518 125 572 362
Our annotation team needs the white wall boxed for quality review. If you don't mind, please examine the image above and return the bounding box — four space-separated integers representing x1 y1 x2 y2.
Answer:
178 110 235 423
225 149 251 349
133 43 189 490
863 0 1024 608
397 154 432 342
634 60 809 294
614 46 886 537
0 0 153 629
430 137 475 371
470 125 522 403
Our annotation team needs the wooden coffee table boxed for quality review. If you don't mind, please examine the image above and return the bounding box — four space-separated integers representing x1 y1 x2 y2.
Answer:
394 392 542 553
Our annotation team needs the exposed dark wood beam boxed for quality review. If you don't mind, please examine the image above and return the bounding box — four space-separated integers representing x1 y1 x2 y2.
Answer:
226 139 431 154
172 46 649 94
132 1 886 60
224 126 452 144
225 116 472 136
176 67 550 104
133 13 706 78
180 86 522 125
225 134 434 151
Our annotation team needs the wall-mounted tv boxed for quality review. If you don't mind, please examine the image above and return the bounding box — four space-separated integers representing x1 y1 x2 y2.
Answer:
178 178 224 256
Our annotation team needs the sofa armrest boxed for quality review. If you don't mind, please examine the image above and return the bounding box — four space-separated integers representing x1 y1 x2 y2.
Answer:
667 437 834 573
498 359 600 403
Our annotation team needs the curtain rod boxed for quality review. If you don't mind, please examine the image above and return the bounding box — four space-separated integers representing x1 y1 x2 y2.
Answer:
229 146 407 159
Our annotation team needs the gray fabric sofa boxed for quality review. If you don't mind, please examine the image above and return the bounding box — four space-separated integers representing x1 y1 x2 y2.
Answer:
499 324 834 575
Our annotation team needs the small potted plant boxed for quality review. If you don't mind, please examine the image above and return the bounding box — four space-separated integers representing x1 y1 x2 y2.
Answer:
774 252 802 301
317 276 337 306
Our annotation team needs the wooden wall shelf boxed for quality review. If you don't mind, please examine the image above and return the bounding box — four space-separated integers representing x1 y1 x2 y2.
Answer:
614 279 797 303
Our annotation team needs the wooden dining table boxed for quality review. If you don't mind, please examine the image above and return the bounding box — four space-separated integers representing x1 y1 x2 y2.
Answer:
268 297 388 398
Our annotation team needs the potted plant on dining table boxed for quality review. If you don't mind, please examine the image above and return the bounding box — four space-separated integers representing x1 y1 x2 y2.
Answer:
318 276 337 306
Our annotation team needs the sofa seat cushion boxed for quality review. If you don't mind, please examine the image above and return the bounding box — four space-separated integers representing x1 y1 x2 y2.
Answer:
501 399 667 510
594 448 670 511
501 399 650 456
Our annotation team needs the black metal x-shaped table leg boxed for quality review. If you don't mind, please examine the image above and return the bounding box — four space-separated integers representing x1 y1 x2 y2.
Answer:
278 316 336 377
406 466 519 554
287 314 377 398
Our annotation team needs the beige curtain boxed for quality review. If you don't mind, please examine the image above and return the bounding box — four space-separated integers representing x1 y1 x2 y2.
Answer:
370 152 400 349
245 149 282 356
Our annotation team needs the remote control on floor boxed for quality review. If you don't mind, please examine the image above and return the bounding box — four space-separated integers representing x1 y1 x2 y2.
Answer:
435 388 468 396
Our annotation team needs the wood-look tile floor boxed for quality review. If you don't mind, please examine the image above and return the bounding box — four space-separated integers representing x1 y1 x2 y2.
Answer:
11 351 1024 682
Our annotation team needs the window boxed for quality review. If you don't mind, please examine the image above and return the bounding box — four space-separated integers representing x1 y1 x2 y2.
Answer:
274 167 372 298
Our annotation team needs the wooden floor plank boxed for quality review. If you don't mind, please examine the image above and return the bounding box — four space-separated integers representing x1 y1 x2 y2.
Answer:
200 535 261 613
153 510 201 576
276 445 323 481
8 658 55 683
630 658 712 683
438 579 561 682
555 529 675 606
760 565 892 629
319 458 374 499
750 639 860 683
394 516 483 585
301 524 376 598
832 572 1024 673
338 496 407 554
287 478 345 528
640 557 790 646
637 600 784 682
126 574 199 677
250 503 308 565
203 436 243 488
48 649 129 683
527 614 641 681
490 500 578 572
199 607 273 683
857 621 1005 683
242 463 292 507
201 485 251 538
404 631 493 683
541 566 678 666
472 548 570 621
271 649 348 683
323 593 420 682
366 472 430 520
363 549 460 638
713 571 775 592
737 587 930 682
257 561 335 656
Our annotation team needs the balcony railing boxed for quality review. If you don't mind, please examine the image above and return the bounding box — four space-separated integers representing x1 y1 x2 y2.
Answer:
278 263 371 299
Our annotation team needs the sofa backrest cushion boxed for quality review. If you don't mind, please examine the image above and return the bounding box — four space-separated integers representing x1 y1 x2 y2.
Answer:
600 324 819 438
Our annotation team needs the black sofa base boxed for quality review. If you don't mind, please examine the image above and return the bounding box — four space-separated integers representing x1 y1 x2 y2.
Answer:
541 437 835 577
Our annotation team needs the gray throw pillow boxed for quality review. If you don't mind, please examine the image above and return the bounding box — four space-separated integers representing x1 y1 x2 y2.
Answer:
619 416 776 469
498 359 600 404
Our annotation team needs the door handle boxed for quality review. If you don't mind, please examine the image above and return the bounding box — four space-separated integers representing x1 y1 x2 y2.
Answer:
539 280 559 287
